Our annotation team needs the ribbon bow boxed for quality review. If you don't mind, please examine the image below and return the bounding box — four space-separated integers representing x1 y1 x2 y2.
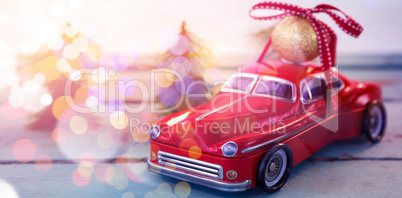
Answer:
250 2 363 83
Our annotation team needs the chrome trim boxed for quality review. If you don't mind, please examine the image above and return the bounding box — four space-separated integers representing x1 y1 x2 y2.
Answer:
221 141 238 157
251 75 297 103
241 122 316 154
148 159 251 192
195 96 248 121
158 151 224 180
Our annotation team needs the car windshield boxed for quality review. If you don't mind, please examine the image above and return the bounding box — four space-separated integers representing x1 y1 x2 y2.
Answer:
254 78 294 101
222 75 256 93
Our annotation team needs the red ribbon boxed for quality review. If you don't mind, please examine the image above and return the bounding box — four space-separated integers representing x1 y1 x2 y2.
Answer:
250 2 364 81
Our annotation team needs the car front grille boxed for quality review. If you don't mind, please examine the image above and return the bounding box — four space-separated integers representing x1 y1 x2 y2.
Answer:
158 151 223 180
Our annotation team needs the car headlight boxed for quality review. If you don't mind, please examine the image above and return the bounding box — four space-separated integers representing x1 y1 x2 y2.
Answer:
221 141 238 157
150 125 160 140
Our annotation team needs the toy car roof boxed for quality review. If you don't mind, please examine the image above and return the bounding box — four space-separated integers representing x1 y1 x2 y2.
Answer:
241 60 329 85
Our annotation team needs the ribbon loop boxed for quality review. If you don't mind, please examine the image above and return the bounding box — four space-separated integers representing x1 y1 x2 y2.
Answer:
249 1 364 72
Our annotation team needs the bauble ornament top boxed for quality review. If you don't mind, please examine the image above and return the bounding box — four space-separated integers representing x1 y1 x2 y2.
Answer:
250 2 364 74
271 15 319 63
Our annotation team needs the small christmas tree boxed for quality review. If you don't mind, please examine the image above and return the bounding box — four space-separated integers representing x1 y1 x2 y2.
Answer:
156 22 212 113
16 23 102 131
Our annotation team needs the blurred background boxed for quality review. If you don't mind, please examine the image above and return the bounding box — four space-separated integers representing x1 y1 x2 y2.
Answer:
0 0 401 197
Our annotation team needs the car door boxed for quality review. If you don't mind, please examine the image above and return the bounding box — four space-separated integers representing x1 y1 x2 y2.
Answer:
285 74 334 164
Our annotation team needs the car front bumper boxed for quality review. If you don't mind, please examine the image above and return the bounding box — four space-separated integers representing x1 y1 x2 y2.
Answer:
147 159 252 192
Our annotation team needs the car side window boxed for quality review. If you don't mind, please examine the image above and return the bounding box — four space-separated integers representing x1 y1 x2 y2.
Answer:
301 77 326 102
255 80 293 99
221 75 257 93
332 76 343 91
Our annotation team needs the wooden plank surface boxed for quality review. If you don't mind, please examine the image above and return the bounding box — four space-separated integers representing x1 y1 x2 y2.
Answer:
0 69 401 198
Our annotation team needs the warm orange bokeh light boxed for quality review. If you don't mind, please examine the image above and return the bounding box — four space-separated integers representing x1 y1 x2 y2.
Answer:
37 56 62 83
188 146 202 159
52 96 73 121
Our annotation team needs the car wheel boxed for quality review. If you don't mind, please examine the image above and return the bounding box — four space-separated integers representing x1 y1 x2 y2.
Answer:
258 144 293 193
362 101 386 143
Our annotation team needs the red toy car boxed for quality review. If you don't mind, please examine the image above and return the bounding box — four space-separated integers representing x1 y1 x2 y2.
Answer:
147 60 386 193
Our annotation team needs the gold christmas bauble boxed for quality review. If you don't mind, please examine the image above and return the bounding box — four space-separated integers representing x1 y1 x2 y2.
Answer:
272 15 319 63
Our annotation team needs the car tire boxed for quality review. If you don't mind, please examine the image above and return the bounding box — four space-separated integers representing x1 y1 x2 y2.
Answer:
258 144 293 193
362 100 386 143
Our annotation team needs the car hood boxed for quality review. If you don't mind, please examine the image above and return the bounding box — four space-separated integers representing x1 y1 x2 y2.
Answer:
155 92 303 157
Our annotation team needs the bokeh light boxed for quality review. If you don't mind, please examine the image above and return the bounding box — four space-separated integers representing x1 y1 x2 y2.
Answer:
22 80 40 96
175 76 195 94
33 73 46 85
7 75 19 87
69 115 88 134
34 154 53 172
79 51 98 69
68 69 82 81
74 86 90 103
38 56 61 82
52 127 68 143
158 183 173 194
109 111 128 129
0 179 19 198
169 35 189 56
51 2 67 18
131 127 150 143
56 113 122 161
91 67 108 84
155 70 175 88
48 36 64 51
144 183 177 198
158 28 179 50
169 56 191 77
85 96 99 108
78 161 95 178
107 167 129 190
88 86 106 104
175 182 191 198
80 151 97 164
125 161 148 178
188 146 202 159
63 44 80 60
179 138 198 151
106 99 125 113
118 77 136 96
66 26 78 38
56 58 72 72
1 102 27 120
12 139 37 162
8 90 24 108
71 169 91 187
113 53 130 72
40 93 53 106
158 86 180 107
94 163 115 183
73 37 89 52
